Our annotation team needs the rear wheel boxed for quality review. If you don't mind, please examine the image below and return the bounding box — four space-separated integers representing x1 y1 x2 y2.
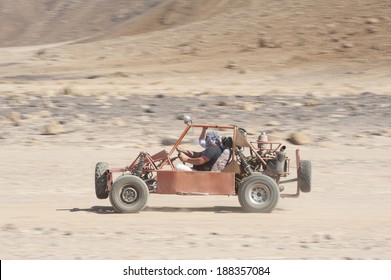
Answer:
109 175 149 213
238 175 280 213
297 160 311 193
95 162 109 199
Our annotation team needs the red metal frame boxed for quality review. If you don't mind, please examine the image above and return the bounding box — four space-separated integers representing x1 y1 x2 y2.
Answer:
106 123 302 198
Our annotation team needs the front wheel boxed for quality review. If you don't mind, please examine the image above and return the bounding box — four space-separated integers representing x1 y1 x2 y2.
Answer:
109 175 149 213
238 175 280 213
95 162 109 199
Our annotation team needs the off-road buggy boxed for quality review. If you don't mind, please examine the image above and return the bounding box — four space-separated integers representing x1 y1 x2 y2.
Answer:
94 116 311 213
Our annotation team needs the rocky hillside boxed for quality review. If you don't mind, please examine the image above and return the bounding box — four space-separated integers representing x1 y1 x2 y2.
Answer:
1 0 389 62
0 0 245 47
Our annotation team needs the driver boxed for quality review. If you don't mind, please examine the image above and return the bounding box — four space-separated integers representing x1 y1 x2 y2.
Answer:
176 130 222 171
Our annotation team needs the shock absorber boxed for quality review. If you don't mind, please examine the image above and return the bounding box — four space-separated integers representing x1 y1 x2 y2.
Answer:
135 152 146 177
235 148 253 175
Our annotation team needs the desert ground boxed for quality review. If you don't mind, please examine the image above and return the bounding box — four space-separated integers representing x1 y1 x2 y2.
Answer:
0 0 390 259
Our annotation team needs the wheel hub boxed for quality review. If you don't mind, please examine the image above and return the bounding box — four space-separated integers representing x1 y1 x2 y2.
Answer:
250 185 268 204
121 186 138 203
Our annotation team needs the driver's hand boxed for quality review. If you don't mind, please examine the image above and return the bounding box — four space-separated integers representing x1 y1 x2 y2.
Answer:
178 153 188 163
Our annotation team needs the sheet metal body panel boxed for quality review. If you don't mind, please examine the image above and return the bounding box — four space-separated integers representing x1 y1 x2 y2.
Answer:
156 170 235 195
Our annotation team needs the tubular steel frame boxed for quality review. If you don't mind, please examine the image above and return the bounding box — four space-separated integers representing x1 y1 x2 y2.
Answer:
106 123 303 198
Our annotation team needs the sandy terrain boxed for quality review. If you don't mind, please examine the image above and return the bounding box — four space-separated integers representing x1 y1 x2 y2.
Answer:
0 0 391 259
1 143 391 259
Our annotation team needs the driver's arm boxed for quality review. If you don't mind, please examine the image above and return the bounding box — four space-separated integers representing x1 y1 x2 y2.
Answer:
179 154 208 165
177 146 201 158
199 127 208 141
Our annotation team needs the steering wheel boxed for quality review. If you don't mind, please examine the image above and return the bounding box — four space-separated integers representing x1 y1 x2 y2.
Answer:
170 151 181 162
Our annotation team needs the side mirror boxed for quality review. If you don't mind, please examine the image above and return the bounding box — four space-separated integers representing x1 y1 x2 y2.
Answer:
184 115 192 125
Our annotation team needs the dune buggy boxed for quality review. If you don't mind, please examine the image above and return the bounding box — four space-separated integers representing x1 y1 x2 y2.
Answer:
94 116 311 213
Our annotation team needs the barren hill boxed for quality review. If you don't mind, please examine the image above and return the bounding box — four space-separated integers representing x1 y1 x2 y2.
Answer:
0 0 390 94
0 0 246 47
1 0 390 56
